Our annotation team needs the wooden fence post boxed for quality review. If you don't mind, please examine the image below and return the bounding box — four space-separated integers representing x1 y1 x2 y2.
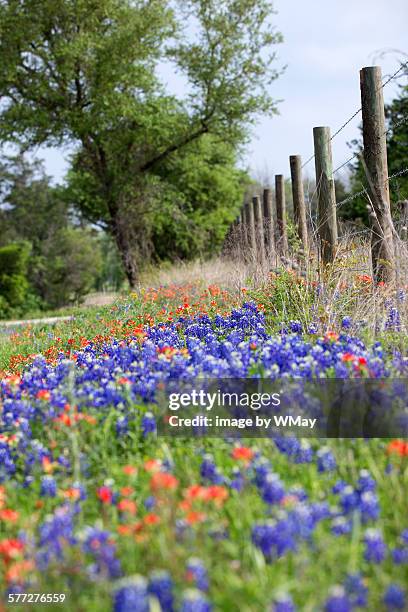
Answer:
253 195 265 265
244 201 256 262
263 188 276 259
313 127 338 264
360 66 395 282
289 155 308 251
275 174 288 256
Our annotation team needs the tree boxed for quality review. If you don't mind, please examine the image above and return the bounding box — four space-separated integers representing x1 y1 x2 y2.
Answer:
0 154 102 310
0 0 283 287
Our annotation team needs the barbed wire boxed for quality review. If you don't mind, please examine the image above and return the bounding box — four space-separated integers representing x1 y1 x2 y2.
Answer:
301 60 408 171
333 109 408 175
335 166 408 209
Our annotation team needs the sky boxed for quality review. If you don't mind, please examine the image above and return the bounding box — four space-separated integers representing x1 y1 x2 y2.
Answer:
32 0 408 185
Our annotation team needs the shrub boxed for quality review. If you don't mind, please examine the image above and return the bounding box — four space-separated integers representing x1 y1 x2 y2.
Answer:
0 242 31 316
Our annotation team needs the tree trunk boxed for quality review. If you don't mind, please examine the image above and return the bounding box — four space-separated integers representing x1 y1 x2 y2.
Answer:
111 211 139 289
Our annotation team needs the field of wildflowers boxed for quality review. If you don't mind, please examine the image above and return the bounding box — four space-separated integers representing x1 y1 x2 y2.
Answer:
0 274 407 611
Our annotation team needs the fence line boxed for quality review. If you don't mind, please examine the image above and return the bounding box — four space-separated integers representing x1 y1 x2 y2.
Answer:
301 60 408 170
225 61 407 283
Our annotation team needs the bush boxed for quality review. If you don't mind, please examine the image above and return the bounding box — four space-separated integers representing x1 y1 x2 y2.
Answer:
40 228 103 307
0 242 32 316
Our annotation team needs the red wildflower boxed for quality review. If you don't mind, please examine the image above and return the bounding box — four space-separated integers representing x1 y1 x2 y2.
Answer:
97 486 113 504
150 472 178 492
387 440 408 457
144 513 160 525
0 539 24 562
204 485 229 505
185 511 206 525
36 390 51 401
342 353 355 363
0 509 19 523
63 487 81 500
123 465 137 476
232 446 254 462
184 485 207 500
120 486 134 497
117 499 137 515
5 560 34 584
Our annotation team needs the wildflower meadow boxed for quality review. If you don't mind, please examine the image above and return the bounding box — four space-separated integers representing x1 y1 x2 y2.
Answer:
0 272 407 611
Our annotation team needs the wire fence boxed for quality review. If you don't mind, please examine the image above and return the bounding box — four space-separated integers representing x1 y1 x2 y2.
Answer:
228 61 408 284
301 59 408 171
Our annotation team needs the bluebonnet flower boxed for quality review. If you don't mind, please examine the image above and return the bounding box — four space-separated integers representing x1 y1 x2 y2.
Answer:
385 307 401 332
339 486 359 514
113 577 149 612
141 412 156 436
397 289 406 302
144 496 156 510
364 529 386 563
294 441 313 464
356 470 376 493
186 558 209 591
359 491 380 522
116 416 129 437
332 480 347 494
83 527 122 579
180 590 212 612
230 468 245 492
383 584 405 610
148 571 174 612
200 456 223 485
316 447 336 472
260 473 285 505
344 573 368 607
324 586 351 612
40 476 57 497
289 320 302 333
271 593 296 611
392 547 408 564
252 518 297 560
341 316 352 330
331 517 352 536
37 505 76 569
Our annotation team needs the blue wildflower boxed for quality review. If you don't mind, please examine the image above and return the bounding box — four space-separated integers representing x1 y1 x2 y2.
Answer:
364 529 386 563
113 577 149 612
383 584 405 610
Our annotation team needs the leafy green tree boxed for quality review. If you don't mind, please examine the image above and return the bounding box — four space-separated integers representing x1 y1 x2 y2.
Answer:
0 0 283 287
0 154 102 310
41 227 103 306
0 242 32 317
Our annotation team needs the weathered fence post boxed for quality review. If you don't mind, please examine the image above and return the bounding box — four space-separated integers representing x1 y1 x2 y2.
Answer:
263 188 276 260
360 66 396 282
313 127 338 264
244 201 256 262
275 174 288 256
289 155 308 251
253 195 265 265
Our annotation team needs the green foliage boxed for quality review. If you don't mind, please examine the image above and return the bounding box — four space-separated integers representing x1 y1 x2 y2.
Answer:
150 135 249 260
0 155 104 314
0 0 283 285
0 242 32 317
41 227 103 307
